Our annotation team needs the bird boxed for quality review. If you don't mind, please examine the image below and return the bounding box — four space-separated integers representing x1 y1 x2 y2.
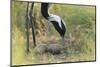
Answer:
41 3 66 46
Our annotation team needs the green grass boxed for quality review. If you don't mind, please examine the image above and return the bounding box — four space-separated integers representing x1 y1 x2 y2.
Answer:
12 1 96 66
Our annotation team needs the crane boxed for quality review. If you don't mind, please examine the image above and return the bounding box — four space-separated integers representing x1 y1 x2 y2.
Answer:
41 3 66 46
25 2 66 54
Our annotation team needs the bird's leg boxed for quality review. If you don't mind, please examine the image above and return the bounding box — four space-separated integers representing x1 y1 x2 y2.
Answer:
29 2 36 48
25 2 30 53
26 20 30 53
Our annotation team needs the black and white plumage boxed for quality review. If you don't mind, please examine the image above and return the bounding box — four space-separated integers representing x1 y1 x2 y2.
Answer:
25 2 67 54
41 3 66 45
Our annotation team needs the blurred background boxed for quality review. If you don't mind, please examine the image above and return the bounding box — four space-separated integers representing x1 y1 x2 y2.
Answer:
12 0 96 65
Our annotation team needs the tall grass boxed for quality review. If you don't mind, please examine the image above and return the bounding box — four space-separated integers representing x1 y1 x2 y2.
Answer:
12 1 96 65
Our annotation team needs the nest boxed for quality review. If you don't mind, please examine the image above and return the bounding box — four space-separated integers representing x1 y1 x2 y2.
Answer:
34 44 65 54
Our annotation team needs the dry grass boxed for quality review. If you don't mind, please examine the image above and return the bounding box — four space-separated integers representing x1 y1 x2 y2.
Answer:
12 29 95 65
12 1 96 66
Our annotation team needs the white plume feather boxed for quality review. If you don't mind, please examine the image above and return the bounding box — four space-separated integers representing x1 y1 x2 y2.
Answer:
48 14 62 29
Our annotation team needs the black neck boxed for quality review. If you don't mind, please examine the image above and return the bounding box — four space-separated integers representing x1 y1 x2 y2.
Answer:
41 3 50 19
